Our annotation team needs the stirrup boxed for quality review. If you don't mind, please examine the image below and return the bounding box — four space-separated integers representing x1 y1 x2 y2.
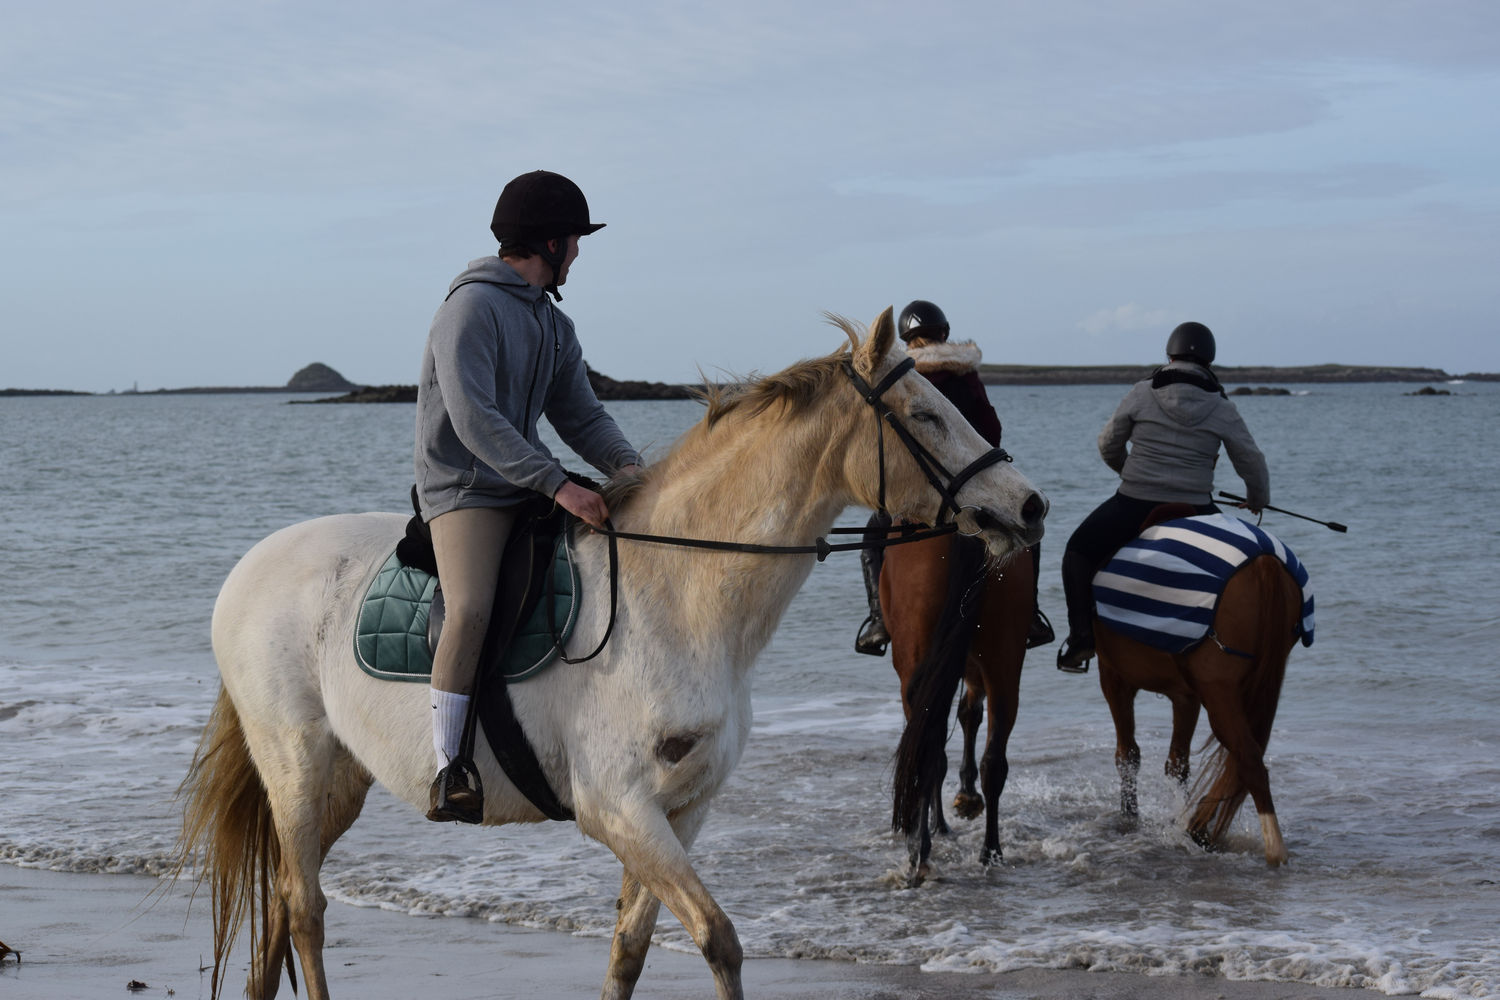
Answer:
426 759 484 824
854 615 889 657
1056 636 1094 674
1026 608 1055 649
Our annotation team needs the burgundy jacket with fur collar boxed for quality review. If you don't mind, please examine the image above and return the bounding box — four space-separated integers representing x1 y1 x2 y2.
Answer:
904 339 1003 446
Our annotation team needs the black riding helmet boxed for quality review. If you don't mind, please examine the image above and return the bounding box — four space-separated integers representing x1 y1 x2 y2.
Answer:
898 300 950 343
1166 321 1216 366
490 170 605 301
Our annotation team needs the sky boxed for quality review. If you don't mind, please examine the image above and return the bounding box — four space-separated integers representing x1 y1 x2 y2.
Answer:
3 1 1498 392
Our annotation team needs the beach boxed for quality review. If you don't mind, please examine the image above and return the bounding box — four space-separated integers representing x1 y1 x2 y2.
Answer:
2 865 1357 1000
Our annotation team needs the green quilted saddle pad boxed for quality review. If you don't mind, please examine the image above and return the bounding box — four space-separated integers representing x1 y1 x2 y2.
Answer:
353 535 578 683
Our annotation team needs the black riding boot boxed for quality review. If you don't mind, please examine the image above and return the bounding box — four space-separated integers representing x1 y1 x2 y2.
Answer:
854 545 889 656
1025 542 1055 648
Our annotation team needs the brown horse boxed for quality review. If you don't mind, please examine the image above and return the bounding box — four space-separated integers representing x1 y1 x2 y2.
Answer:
886 532 1033 883
1094 552 1303 867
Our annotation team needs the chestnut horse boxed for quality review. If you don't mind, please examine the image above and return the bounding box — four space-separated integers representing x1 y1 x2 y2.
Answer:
887 533 1034 883
1094 552 1304 867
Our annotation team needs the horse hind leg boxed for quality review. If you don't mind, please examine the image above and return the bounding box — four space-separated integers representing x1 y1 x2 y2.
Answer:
1189 682 1286 867
241 718 370 1000
1165 694 1201 786
254 749 371 999
1096 656 1142 818
906 803 934 887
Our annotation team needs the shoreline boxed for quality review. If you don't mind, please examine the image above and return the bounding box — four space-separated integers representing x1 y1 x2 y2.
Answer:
5 364 1496 399
1 864 1357 1000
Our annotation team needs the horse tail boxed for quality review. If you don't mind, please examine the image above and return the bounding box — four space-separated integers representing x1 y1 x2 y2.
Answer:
1188 556 1298 842
174 687 286 1000
891 536 988 835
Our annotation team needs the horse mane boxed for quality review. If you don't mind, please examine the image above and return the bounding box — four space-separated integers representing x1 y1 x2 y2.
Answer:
600 315 866 512
702 316 860 428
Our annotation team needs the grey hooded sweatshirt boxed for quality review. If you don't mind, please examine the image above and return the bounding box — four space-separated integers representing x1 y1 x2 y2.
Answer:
1097 360 1269 508
414 257 642 520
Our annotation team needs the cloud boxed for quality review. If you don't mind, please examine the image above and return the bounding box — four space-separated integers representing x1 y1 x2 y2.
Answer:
1079 304 1175 338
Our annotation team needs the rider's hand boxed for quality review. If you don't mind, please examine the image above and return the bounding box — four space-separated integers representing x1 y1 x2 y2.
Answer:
1234 501 1263 514
555 480 610 529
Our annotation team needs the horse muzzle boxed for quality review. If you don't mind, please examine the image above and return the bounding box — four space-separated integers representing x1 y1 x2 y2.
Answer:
956 489 1047 553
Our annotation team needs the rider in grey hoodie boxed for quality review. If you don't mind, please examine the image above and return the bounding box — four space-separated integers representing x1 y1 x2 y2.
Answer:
416 171 641 824
1057 322 1268 671
414 254 640 519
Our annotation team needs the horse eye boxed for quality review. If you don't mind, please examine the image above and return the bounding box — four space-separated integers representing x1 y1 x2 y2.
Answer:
911 410 943 427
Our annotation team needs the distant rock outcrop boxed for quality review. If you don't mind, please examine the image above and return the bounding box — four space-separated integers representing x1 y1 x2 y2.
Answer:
1229 386 1292 396
296 385 416 404
287 363 358 393
585 365 696 400
1404 385 1451 396
295 366 695 405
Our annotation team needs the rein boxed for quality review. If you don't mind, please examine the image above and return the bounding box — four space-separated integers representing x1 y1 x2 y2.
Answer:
551 354 1012 663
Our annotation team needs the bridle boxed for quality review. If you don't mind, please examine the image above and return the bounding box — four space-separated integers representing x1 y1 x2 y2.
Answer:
555 353 1014 662
841 356 1012 531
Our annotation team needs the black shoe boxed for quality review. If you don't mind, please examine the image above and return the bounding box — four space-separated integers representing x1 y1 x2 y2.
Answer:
1056 636 1094 673
426 761 483 824
855 614 889 656
1026 608 1055 649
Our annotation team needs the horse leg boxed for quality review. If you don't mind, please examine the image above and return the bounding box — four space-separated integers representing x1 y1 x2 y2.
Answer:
906 800 933 887
1193 679 1287 867
602 871 664 1000
1097 660 1141 818
260 750 372 999
1165 695 1201 786
952 683 984 821
593 803 743 1000
978 666 1020 868
241 718 352 1000
929 758 952 836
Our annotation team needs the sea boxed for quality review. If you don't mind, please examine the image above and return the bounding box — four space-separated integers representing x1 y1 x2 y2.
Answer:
2 379 1497 998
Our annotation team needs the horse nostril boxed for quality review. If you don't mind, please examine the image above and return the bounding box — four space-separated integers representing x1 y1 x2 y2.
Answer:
1021 491 1047 525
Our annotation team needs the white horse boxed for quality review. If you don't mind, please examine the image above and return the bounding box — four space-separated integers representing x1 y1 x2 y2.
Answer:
178 308 1046 1000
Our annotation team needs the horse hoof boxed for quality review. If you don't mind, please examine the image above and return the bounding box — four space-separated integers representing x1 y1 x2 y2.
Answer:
979 847 1003 869
1188 826 1221 852
951 793 983 820
906 863 932 888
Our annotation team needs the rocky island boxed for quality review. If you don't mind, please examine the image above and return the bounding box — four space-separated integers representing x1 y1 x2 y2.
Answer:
295 365 698 404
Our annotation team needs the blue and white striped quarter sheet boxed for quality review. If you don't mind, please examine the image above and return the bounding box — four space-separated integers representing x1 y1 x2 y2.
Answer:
1093 513 1315 654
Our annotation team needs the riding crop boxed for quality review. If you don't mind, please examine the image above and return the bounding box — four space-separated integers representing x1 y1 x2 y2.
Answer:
1218 491 1348 533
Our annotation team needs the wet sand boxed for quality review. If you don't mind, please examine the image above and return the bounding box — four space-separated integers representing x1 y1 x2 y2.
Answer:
1 865 1356 999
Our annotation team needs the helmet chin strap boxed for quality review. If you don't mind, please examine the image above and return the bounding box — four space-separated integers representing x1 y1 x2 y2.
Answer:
537 237 568 302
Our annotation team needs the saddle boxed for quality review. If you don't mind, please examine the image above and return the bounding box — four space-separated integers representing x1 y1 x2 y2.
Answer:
367 489 579 683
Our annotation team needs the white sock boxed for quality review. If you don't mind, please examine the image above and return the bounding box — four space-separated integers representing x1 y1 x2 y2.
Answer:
430 688 470 768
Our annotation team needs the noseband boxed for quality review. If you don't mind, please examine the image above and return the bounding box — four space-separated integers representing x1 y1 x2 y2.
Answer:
840 357 1012 530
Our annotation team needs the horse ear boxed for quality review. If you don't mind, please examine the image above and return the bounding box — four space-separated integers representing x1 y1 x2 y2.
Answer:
855 306 896 377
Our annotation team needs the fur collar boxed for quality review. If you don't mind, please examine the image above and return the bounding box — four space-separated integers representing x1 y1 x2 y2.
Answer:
904 339 983 375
